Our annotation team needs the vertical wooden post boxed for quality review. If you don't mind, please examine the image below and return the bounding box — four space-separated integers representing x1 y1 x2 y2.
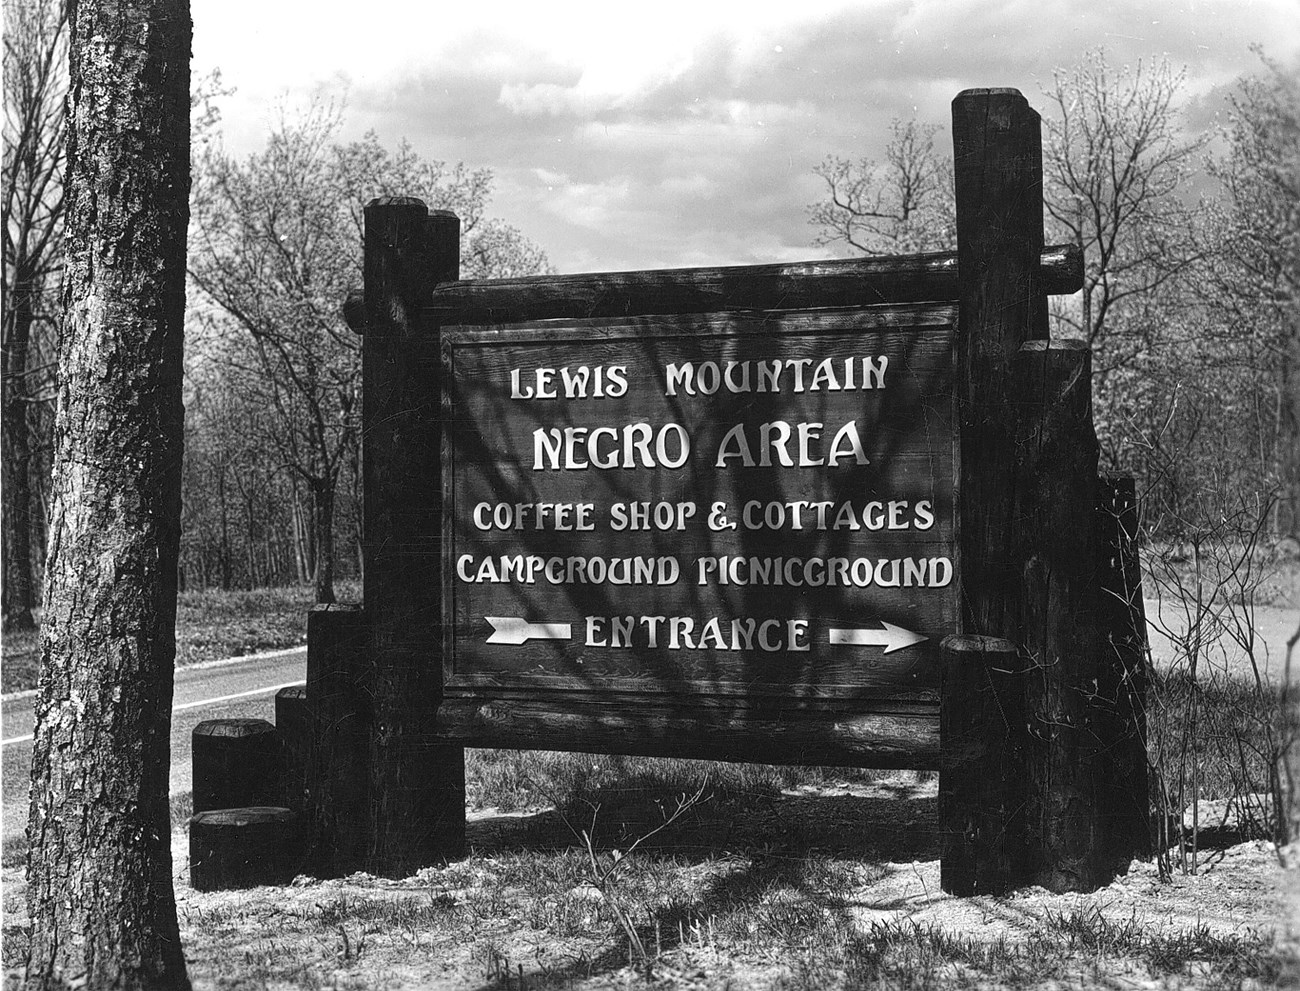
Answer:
939 635 1026 894
1096 473 1152 860
304 604 369 875
942 88 1044 894
363 199 466 875
1013 339 1115 891
191 719 280 813
275 684 310 812
952 88 1047 644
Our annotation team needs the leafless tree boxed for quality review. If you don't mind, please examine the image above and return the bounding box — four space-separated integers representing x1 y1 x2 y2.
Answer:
188 103 552 602
2 0 66 631
1041 51 1206 375
808 117 954 256
1205 51 1300 536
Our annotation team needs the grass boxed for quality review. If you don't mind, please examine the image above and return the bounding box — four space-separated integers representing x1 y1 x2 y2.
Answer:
1 834 26 870
1149 669 1293 808
0 579 360 694
150 836 1291 991
168 851 1285 990
812 916 1291 990
3 749 1289 988
467 748 924 816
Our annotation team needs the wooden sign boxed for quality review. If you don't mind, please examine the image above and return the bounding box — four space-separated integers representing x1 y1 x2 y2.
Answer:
286 89 1140 891
442 303 957 700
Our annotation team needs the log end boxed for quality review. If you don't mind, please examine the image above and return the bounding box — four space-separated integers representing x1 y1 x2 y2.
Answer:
189 807 305 891
193 717 276 740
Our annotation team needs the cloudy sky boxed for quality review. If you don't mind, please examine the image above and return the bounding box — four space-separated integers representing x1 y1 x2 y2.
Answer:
191 0 1300 274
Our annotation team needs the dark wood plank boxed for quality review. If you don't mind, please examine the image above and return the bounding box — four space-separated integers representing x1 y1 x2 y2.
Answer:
939 634 1027 895
189 808 302 891
441 306 958 700
438 686 938 712
432 697 939 769
274 685 310 813
387 245 1079 332
1095 473 1152 860
363 199 466 874
953 87 1046 644
1013 339 1116 891
304 605 369 876
942 86 1045 897
191 718 280 814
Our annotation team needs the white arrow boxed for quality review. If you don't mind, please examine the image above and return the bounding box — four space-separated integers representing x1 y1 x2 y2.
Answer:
829 622 929 654
484 616 573 645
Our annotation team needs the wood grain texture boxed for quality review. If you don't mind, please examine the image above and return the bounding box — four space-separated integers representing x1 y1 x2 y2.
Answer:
363 201 466 874
275 685 310 813
1095 474 1152 860
189 808 302 892
304 606 369 876
952 88 1046 644
191 718 280 814
414 244 1081 329
441 306 957 701
432 697 939 769
1013 340 1114 892
938 634 1027 895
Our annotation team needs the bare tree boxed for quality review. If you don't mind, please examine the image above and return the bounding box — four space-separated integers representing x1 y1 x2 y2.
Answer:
808 117 954 255
24 0 191 985
180 343 309 590
188 104 551 602
4 11 225 628
1206 52 1300 536
810 56 1203 369
2 0 66 632
1041 51 1206 374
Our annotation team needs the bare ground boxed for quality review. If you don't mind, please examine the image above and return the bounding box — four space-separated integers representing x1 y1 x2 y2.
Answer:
4 775 1296 989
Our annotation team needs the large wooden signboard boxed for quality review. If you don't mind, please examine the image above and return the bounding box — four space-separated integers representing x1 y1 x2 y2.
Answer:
285 88 1148 893
443 304 956 702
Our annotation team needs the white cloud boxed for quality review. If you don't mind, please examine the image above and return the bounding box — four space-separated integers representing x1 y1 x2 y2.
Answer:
543 177 634 231
199 0 1300 272
659 174 717 199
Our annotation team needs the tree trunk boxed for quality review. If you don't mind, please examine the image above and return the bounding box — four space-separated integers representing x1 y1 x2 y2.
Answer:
1279 321 1300 537
292 479 313 584
2 284 37 631
245 493 257 588
311 477 336 604
218 466 231 590
24 0 192 986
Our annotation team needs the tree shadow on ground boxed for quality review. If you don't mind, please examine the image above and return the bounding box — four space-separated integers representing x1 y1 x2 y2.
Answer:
460 781 940 991
465 779 940 863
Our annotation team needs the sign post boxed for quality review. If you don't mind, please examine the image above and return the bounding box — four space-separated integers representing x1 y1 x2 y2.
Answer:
276 87 1149 895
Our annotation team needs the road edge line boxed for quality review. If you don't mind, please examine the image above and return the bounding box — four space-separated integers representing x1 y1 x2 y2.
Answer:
2 643 307 703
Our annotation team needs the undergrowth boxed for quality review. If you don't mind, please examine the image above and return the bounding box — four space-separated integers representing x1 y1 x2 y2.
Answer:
0 580 360 693
152 847 1290 991
1149 669 1293 821
466 748 912 814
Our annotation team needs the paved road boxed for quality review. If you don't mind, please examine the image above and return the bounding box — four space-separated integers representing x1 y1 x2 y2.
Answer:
1145 598 1297 683
2 647 306 854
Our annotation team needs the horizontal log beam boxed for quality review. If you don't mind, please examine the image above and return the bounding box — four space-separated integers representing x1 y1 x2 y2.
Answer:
431 698 939 770
341 244 1081 333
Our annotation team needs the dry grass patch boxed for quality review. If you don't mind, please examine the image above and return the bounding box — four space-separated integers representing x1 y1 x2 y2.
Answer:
1 581 362 693
2 764 1293 989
